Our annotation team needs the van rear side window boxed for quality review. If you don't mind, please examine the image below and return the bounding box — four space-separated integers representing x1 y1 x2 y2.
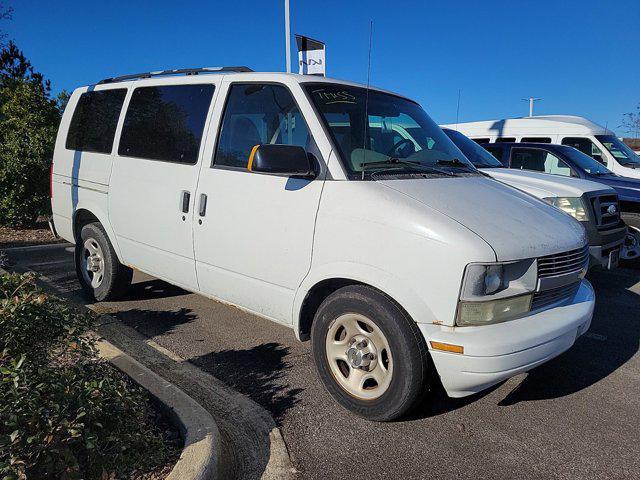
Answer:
66 89 127 153
118 84 214 164
521 137 551 143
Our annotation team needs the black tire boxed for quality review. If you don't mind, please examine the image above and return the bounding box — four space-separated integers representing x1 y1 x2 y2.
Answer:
311 285 430 421
75 222 132 301
621 214 640 268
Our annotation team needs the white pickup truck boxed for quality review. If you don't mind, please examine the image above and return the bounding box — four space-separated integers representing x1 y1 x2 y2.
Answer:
443 128 626 269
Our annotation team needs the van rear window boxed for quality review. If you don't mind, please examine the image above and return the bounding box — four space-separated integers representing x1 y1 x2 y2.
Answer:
66 89 127 153
521 137 551 143
119 84 214 164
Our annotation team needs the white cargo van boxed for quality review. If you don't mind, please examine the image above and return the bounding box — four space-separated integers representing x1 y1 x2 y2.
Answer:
443 115 640 179
51 68 594 420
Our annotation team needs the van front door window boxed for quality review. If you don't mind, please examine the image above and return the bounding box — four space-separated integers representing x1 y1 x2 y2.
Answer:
214 84 311 169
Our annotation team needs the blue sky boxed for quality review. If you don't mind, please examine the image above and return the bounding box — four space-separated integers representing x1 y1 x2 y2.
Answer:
5 0 639 135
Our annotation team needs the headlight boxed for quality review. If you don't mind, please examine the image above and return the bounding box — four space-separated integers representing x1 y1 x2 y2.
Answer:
543 197 589 221
456 260 537 326
457 294 533 327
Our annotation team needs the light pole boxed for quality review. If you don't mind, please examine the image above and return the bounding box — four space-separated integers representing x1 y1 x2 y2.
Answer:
522 97 542 117
285 0 291 73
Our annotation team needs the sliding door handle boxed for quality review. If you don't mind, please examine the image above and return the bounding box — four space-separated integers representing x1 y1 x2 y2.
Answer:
180 190 190 213
199 193 208 217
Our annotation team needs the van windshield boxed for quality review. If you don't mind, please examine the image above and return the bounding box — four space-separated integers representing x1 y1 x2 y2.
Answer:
304 83 476 178
562 147 612 175
443 128 504 168
595 135 640 167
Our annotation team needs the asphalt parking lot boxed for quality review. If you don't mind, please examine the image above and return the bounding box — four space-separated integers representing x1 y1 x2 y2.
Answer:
7 244 640 480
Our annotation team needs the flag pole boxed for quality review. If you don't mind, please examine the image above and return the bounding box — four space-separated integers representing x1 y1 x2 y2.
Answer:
285 0 291 72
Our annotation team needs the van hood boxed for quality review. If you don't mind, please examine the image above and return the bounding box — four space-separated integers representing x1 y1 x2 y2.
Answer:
377 176 587 261
613 165 640 180
483 168 614 199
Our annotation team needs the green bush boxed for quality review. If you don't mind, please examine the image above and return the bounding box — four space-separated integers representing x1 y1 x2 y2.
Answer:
0 42 63 228
0 273 171 479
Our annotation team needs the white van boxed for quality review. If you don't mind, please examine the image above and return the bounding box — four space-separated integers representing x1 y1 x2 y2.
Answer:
442 115 640 179
51 68 594 421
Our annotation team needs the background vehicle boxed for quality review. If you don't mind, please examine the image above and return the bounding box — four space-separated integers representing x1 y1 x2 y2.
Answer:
442 129 627 268
442 116 640 179
482 141 640 265
50 68 594 421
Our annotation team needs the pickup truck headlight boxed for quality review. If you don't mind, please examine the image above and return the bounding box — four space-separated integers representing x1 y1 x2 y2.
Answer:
456 260 537 326
543 197 589 222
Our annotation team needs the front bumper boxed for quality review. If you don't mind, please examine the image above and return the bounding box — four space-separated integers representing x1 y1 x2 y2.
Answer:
583 223 626 268
420 280 595 398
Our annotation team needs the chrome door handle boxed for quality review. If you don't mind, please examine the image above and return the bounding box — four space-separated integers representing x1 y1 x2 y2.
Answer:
199 194 207 217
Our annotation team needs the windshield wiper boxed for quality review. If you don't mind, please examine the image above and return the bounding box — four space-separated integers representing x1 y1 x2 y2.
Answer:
436 158 475 170
360 158 455 177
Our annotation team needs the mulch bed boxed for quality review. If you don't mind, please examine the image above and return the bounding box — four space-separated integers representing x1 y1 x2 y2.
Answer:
0 218 65 249
132 402 183 480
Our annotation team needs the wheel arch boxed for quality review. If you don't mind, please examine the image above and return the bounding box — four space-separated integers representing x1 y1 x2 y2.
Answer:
293 263 437 342
72 204 124 262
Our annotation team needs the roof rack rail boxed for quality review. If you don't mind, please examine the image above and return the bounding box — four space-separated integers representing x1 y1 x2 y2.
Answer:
97 66 253 85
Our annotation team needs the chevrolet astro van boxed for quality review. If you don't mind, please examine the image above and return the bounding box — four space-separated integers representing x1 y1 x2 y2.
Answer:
51 68 595 421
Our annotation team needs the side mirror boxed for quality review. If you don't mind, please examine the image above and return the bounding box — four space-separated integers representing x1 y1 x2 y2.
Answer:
248 144 315 178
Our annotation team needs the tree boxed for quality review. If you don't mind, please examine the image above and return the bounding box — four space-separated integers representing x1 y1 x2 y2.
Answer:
0 42 62 227
620 103 640 139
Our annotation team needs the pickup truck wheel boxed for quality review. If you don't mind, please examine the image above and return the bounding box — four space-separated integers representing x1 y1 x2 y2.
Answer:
75 222 132 301
311 285 430 421
621 225 640 267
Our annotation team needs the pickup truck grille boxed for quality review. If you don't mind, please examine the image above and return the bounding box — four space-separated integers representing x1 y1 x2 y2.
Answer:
590 194 620 229
537 245 589 278
532 282 580 311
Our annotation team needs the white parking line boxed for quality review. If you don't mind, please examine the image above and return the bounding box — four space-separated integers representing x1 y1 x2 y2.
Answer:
145 339 185 363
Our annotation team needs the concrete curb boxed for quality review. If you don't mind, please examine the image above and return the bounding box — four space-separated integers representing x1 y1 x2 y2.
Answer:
1 242 72 255
97 339 221 480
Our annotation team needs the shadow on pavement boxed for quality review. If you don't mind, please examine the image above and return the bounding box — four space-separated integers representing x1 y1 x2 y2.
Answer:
192 342 303 422
498 268 639 405
120 279 189 301
114 307 198 338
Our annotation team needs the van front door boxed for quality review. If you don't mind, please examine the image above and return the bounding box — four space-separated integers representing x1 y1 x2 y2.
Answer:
109 82 216 290
193 81 325 323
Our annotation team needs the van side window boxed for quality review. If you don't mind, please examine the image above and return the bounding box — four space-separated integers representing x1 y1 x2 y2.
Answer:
66 89 127 153
495 137 516 143
511 148 573 176
472 138 490 144
483 145 503 161
214 84 310 169
118 84 214 164
561 137 605 163
521 137 551 143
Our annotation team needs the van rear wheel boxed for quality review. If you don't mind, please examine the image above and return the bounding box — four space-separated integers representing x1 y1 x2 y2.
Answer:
311 285 430 421
75 222 132 301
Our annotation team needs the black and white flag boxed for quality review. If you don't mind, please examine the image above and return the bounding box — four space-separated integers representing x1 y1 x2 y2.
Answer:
296 35 325 76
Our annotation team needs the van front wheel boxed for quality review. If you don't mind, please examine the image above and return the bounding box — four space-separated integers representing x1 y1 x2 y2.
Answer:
75 222 132 301
311 285 430 421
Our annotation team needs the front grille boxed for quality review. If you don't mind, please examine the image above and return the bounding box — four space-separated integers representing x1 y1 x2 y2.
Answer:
590 194 620 229
537 245 589 278
532 282 580 311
